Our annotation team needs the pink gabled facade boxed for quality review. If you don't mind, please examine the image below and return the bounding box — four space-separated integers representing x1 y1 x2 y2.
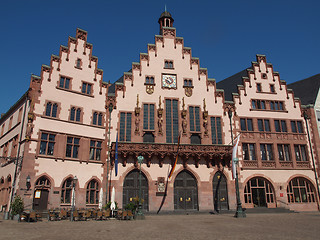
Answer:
0 11 319 214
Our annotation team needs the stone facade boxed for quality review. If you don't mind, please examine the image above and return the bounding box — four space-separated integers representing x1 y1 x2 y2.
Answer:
0 11 319 214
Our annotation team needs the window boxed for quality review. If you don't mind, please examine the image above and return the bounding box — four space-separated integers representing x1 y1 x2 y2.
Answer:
143 104 155 130
184 79 193 87
260 144 273 160
76 59 81 68
277 144 291 161
258 119 270 132
120 112 132 141
66 137 80 158
164 60 173 69
274 120 287 132
86 179 99 204
89 140 102 160
70 107 81 122
244 178 274 204
145 76 154 84
287 178 315 203
270 84 275 93
189 106 200 132
242 143 256 160
294 145 308 162
256 83 262 92
143 132 155 143
59 76 70 89
240 118 253 131
166 99 179 143
61 178 73 204
251 100 266 110
211 117 222 144
291 120 303 133
269 101 284 111
39 133 55 155
82 82 92 95
93 112 103 126
45 102 58 117
190 134 201 144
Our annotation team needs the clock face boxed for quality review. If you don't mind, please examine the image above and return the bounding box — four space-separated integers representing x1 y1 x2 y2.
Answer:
162 74 177 89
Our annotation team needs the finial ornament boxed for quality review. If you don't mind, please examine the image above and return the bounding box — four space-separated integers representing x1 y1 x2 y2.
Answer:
165 4 167 12
159 96 162 108
136 94 139 108
182 97 185 110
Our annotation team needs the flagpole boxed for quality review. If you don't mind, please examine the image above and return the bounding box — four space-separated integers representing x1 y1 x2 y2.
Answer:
228 110 246 218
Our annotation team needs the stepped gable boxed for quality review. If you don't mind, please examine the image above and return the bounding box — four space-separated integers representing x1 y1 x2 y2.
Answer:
288 74 320 106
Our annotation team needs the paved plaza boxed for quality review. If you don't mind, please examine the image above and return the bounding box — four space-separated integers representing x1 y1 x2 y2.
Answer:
0 212 319 240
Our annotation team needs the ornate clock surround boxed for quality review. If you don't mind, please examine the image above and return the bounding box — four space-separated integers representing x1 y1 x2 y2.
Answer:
161 73 177 89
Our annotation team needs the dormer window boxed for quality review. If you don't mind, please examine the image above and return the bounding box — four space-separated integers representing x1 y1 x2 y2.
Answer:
145 76 155 84
76 58 82 69
164 60 174 69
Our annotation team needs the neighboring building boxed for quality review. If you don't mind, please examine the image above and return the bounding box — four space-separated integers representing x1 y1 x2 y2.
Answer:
288 74 320 189
0 11 319 214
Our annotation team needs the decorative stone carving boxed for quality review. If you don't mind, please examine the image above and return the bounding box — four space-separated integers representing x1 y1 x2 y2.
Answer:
203 99 208 136
157 177 165 193
185 87 193 97
157 96 163 135
146 85 154 95
135 94 140 135
181 98 187 135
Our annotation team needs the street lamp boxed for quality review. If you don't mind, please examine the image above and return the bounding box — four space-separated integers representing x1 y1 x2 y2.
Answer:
228 110 246 218
70 175 78 221
136 155 145 220
26 175 31 191
106 103 113 203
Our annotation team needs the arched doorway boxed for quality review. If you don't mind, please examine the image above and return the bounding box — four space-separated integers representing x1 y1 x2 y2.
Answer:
244 177 275 208
174 170 198 210
123 170 149 211
33 176 51 210
212 171 229 212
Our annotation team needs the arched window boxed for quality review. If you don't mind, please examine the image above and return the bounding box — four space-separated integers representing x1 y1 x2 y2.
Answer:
35 176 51 188
70 107 76 121
61 178 73 204
76 108 81 122
287 177 315 203
93 112 98 125
98 113 102 126
244 177 275 207
0 177 4 184
86 179 99 204
52 103 58 118
45 102 52 116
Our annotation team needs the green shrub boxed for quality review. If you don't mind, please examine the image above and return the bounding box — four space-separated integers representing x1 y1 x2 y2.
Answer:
11 195 24 217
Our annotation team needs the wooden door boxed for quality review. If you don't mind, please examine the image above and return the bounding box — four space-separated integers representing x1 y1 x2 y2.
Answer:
174 171 198 210
123 170 149 210
33 189 49 210
212 171 229 211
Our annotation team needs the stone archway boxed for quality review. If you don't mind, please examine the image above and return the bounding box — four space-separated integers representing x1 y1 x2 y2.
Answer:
212 171 229 212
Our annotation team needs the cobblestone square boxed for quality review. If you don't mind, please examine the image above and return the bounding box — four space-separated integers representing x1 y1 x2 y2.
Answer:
0 212 319 240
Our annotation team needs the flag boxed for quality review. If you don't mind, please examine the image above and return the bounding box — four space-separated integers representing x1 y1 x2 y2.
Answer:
232 134 240 179
168 134 181 179
115 132 118 177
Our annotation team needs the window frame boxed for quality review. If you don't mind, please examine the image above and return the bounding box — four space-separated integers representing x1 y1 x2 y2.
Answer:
189 106 201 132
59 76 71 90
39 132 56 156
277 144 291 161
86 179 99 205
291 120 304 133
65 136 80 159
81 82 92 95
45 101 59 118
143 104 155 131
89 140 102 161
119 112 132 142
145 76 155 85
260 143 274 161
164 60 174 69
240 118 254 131
294 145 308 162
287 177 315 203
61 178 73 204
242 143 256 160
211 116 222 144
69 107 82 122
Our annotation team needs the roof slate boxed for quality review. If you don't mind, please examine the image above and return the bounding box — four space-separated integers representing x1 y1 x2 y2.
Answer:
288 74 320 106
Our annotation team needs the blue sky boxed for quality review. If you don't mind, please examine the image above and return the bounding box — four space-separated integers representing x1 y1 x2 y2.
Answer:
0 0 319 114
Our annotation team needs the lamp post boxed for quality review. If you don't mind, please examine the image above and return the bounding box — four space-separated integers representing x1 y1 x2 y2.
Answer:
70 175 78 221
303 112 320 206
26 175 31 191
106 103 113 203
136 155 145 220
228 110 246 218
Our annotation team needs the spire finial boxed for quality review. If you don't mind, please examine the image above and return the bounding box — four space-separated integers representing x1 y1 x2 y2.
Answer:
165 4 167 12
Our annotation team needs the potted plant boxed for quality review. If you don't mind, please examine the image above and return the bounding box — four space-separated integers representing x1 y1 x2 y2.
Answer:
11 195 24 221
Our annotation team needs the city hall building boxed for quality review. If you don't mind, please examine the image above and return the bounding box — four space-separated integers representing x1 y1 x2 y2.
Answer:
0 11 319 214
